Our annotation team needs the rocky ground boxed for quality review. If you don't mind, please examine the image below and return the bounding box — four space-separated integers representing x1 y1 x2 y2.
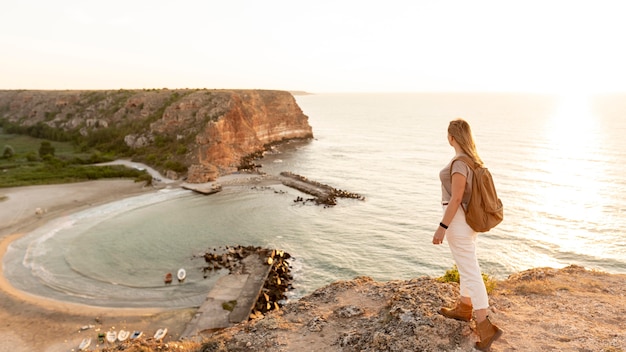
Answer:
194 265 625 352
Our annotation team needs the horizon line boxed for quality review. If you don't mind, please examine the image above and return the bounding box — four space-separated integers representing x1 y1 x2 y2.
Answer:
2 88 626 96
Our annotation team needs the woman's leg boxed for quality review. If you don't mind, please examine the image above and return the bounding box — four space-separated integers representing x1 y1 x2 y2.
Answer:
475 308 488 322
444 206 489 312
445 207 502 349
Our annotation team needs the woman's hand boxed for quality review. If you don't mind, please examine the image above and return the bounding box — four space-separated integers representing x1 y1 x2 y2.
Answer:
432 226 446 245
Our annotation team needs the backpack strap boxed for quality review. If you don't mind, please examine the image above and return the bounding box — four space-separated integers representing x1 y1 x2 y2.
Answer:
451 155 476 171
449 155 475 212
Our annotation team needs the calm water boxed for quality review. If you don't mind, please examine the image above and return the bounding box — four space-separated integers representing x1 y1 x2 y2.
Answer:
4 93 626 308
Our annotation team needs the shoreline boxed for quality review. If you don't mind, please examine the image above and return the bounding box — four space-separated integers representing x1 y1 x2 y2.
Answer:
0 172 279 352
0 179 193 352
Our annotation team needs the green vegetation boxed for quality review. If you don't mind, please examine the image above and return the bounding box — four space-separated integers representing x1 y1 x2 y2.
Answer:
38 141 55 158
0 89 204 186
0 163 147 187
123 91 199 172
2 145 14 159
437 265 497 294
0 130 86 160
221 300 237 312
0 128 148 188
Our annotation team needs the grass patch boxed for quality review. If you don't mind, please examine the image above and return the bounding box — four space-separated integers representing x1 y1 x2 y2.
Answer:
505 276 577 296
0 131 87 160
0 129 148 187
512 280 558 295
0 164 147 188
511 275 606 296
222 300 238 312
437 265 497 294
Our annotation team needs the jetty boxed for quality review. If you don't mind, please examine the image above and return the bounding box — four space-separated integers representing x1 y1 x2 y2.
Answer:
278 171 365 206
181 253 272 337
182 183 222 195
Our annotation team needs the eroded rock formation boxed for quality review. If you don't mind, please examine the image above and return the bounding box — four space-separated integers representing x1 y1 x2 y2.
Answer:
193 265 626 352
0 89 313 182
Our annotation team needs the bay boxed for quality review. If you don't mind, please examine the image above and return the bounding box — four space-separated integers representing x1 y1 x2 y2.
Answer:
4 93 626 308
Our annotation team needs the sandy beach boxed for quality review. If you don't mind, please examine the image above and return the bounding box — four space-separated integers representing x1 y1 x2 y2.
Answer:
0 179 196 352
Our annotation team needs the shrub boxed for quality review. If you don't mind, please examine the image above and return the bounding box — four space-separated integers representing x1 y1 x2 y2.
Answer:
88 151 113 163
176 145 187 155
437 265 497 294
146 154 157 164
43 156 65 169
164 160 187 173
154 135 172 147
2 145 14 159
135 172 153 186
39 141 55 158
221 300 237 311
25 152 39 162
513 280 556 295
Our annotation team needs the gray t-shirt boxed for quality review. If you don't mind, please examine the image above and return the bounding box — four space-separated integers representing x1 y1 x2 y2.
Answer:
439 156 473 208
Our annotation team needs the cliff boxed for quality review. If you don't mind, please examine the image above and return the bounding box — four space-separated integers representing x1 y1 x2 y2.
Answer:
196 265 626 351
0 89 313 182
83 265 624 351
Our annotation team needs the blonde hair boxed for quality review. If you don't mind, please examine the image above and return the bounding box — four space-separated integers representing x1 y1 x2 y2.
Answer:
448 118 483 166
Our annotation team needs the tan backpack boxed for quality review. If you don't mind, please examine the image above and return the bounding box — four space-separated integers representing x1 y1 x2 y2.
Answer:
451 155 503 232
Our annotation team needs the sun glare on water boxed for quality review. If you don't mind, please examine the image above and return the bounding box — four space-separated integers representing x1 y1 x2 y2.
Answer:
548 93 596 139
528 91 609 258
551 93 604 204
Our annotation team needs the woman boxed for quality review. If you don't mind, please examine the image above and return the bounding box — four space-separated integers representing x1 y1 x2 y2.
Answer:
432 118 502 350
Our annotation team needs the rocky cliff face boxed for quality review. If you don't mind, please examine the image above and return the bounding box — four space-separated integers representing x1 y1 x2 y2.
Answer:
197 266 626 352
0 89 313 182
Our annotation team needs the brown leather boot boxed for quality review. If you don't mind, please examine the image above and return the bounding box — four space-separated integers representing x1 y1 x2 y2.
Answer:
439 300 473 322
475 317 503 351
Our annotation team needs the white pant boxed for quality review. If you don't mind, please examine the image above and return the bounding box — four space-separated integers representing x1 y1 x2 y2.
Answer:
443 205 489 310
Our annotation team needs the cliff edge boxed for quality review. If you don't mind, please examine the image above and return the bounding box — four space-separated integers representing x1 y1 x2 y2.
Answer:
0 89 313 182
197 265 625 351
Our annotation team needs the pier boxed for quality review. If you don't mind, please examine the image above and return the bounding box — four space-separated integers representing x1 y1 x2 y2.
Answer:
278 171 365 206
181 253 272 337
181 183 222 195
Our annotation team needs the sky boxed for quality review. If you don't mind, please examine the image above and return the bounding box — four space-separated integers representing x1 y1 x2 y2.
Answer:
1 0 625 94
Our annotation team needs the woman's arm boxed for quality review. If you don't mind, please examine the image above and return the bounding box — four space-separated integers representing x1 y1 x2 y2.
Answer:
432 172 466 245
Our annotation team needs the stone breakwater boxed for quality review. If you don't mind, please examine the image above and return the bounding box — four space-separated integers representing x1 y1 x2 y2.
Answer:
278 171 366 206
0 89 313 182
197 246 293 320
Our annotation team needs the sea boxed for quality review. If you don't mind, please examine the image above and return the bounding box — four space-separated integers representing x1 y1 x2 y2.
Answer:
3 93 626 308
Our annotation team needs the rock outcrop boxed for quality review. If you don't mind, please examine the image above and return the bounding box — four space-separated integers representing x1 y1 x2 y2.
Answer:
0 89 313 182
194 265 626 352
